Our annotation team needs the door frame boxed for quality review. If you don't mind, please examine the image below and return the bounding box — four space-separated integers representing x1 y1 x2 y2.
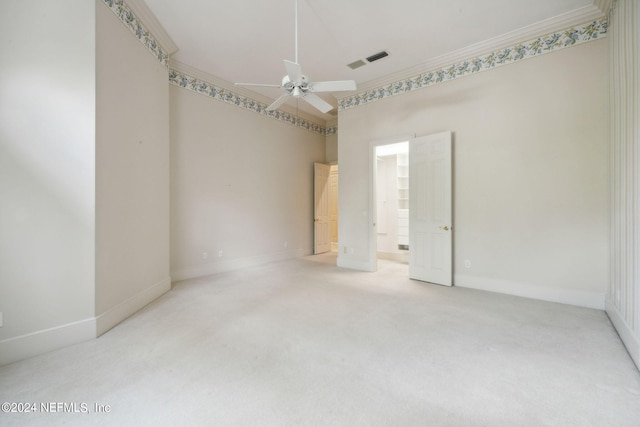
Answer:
314 162 331 254
368 135 415 272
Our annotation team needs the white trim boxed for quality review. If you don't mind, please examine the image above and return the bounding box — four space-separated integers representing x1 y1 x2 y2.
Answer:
169 64 327 135
170 60 326 128
0 318 96 366
171 60 274 105
100 0 169 67
354 5 605 94
339 17 607 111
0 277 173 366
455 274 605 310
171 249 311 282
594 0 614 15
126 0 178 55
606 297 640 370
95 277 172 336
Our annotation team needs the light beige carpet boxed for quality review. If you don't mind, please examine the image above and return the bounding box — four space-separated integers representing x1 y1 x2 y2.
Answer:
1 253 639 426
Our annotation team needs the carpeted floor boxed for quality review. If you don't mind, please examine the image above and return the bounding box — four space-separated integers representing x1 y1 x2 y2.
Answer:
1 253 639 426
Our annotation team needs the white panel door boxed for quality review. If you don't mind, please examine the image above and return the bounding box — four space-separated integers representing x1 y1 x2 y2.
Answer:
409 132 452 286
314 162 331 254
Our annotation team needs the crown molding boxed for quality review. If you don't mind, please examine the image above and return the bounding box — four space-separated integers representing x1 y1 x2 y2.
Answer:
353 4 606 94
170 60 329 135
101 0 169 67
170 60 327 128
594 0 614 15
125 0 178 55
339 15 607 111
170 60 270 102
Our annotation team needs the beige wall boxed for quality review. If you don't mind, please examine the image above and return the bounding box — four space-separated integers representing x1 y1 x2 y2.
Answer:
95 2 171 332
326 118 338 163
0 0 96 355
338 40 608 308
0 0 172 364
170 85 326 280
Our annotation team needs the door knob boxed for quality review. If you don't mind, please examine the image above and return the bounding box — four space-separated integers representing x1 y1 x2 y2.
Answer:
440 226 450 231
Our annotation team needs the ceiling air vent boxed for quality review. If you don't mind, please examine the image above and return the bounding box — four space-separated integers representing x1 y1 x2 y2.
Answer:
366 50 389 63
347 51 390 70
347 59 367 70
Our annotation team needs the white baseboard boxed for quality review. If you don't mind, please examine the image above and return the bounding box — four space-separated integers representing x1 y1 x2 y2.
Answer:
454 274 605 310
171 249 311 282
0 317 96 366
0 277 173 366
606 298 640 371
96 276 172 336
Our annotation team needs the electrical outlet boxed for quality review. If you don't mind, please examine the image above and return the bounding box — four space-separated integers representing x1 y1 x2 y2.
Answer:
218 250 223 257
464 260 471 269
202 252 208 260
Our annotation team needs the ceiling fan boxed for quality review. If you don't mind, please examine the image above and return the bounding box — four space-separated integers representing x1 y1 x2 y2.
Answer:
235 0 356 114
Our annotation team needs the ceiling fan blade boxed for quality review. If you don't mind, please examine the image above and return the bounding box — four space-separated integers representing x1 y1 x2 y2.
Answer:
235 83 282 88
266 93 291 111
284 60 303 83
310 80 357 93
302 93 334 113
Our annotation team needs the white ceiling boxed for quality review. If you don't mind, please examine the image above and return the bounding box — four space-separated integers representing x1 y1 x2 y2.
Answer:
141 0 605 120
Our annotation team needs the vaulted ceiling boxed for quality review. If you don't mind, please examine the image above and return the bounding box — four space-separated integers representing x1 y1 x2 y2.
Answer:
137 0 609 120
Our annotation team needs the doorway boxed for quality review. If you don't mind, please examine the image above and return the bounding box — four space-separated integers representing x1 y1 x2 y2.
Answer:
370 132 453 286
375 142 409 263
314 162 339 255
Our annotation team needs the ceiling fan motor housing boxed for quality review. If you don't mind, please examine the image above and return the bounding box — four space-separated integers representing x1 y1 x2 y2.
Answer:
282 74 309 96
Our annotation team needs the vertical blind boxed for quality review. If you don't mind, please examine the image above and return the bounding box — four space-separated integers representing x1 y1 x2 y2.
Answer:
608 0 640 367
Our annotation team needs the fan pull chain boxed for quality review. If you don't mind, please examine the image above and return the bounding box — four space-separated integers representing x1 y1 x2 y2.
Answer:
294 0 298 64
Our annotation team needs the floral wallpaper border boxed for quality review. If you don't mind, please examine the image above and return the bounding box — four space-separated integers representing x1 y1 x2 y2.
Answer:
103 0 328 134
102 0 169 68
103 0 607 133
168 70 329 135
338 17 608 111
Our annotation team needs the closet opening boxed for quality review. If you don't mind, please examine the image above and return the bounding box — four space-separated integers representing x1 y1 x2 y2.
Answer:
374 141 409 264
